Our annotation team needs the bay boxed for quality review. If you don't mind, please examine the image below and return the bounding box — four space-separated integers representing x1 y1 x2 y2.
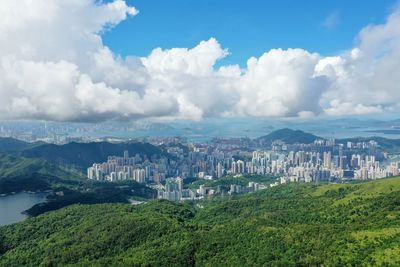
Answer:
0 192 48 226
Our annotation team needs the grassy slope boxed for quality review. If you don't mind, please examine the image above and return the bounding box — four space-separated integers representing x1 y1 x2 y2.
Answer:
0 177 399 266
310 177 400 204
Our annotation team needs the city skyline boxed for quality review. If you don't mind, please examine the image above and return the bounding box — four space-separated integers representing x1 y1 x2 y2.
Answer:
86 133 400 202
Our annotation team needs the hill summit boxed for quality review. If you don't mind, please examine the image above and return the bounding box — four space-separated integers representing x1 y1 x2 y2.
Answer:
256 128 321 144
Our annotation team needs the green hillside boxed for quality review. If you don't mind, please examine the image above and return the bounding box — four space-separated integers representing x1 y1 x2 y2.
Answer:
0 154 83 194
0 155 156 214
1 177 399 266
20 141 165 170
0 138 167 170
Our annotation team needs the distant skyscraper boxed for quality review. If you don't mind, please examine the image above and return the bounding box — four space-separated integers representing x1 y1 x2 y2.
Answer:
323 152 331 168
231 161 237 174
237 160 245 174
176 177 183 192
339 156 347 170
217 162 223 178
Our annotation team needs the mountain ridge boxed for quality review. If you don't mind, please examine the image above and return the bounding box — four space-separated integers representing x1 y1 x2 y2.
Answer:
20 141 165 169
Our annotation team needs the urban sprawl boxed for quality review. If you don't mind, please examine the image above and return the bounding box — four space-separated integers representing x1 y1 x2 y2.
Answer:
87 137 400 201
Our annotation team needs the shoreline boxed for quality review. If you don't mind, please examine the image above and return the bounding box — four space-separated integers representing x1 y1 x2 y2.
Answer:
0 191 52 217
0 191 52 226
0 189 52 198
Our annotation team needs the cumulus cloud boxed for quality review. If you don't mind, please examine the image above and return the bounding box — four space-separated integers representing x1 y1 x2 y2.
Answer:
0 0 399 122
235 49 328 117
318 9 400 116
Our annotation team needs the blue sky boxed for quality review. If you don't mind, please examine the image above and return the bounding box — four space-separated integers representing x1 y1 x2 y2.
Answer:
103 0 398 66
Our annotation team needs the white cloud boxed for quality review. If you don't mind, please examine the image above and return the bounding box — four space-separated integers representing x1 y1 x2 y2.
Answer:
319 9 400 116
0 0 399 122
322 11 340 29
324 100 383 116
235 49 328 117
142 38 228 76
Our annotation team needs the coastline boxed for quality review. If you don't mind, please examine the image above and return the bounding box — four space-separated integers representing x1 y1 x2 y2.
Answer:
0 191 51 226
0 189 52 198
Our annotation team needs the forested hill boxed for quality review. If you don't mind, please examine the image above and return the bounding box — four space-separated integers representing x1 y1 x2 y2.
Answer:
20 141 165 169
0 154 83 194
256 128 320 144
0 138 43 153
0 137 166 170
1 177 399 266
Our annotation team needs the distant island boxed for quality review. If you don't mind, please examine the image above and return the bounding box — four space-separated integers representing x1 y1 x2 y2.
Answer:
256 128 320 144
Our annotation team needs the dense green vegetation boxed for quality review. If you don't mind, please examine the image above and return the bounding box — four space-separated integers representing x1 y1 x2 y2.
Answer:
0 138 169 170
0 154 84 194
20 141 166 170
25 181 156 216
1 177 399 266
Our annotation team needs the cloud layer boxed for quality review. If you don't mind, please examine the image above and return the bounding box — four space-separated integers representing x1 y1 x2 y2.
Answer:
0 0 399 122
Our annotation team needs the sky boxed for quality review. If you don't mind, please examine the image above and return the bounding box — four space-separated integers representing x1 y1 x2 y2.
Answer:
0 0 399 123
104 0 397 65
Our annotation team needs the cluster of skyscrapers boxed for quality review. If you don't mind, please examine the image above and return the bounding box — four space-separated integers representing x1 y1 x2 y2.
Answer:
87 151 150 183
87 138 399 188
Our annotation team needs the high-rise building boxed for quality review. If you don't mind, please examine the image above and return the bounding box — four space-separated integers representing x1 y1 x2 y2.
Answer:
323 151 331 168
176 177 183 192
237 160 245 174
339 156 347 170
133 169 145 183
217 162 223 178
231 161 237 174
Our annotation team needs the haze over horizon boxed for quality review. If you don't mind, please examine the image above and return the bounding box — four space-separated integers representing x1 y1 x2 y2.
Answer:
1 0 400 123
